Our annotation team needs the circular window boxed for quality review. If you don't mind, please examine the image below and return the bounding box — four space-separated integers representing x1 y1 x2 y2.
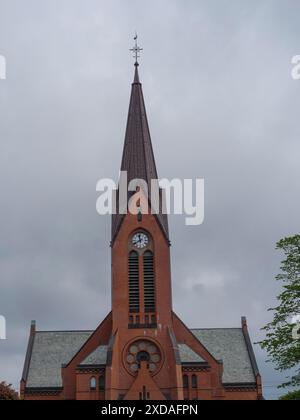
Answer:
130 345 138 354
127 354 135 363
123 339 163 377
149 363 156 372
130 364 139 373
151 354 160 363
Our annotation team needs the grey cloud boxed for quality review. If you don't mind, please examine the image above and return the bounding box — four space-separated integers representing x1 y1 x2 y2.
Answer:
0 0 299 399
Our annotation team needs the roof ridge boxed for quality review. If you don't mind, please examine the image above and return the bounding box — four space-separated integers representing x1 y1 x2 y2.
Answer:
36 330 93 334
191 328 242 331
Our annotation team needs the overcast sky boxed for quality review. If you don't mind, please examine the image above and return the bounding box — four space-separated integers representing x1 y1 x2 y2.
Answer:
0 0 299 400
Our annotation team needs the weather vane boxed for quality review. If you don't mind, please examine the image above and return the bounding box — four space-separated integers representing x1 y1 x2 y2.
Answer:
130 33 143 65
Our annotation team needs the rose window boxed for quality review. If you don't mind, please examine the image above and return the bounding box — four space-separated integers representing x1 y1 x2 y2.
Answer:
124 340 162 376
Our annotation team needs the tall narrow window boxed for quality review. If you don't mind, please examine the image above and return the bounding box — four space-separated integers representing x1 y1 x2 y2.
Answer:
140 386 149 400
129 251 140 313
192 375 198 389
99 376 105 391
143 251 155 313
90 377 96 390
183 375 189 389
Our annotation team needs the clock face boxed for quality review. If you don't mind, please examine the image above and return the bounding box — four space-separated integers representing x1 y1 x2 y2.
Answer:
132 233 149 249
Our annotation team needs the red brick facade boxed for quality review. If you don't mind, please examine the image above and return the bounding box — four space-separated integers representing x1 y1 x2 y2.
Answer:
21 208 263 400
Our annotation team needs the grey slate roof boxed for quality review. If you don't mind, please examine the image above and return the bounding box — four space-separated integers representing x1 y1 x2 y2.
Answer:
178 344 205 364
25 328 256 389
191 328 256 384
26 331 92 388
80 346 108 366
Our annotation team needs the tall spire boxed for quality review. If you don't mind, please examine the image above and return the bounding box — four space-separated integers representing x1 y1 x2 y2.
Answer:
111 48 169 242
120 63 158 186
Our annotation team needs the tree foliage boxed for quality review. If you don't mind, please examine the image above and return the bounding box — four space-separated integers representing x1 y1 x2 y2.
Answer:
279 390 300 400
0 382 19 400
259 235 300 388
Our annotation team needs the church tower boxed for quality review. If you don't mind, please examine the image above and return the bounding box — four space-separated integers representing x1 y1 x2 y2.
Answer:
107 61 184 400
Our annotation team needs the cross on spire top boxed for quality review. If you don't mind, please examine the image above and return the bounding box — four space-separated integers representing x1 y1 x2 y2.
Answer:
130 33 143 66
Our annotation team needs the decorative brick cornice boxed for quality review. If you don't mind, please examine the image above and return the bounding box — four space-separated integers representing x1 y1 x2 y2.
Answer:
25 387 63 397
182 365 210 373
76 366 105 375
224 383 257 392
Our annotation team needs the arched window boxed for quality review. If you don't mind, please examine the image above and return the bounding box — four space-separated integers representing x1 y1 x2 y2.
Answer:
99 376 105 391
128 251 139 313
143 251 155 313
183 375 189 389
90 376 96 390
192 374 198 389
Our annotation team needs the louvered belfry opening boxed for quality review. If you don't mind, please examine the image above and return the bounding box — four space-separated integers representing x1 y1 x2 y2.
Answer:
143 251 155 313
128 251 140 314
128 232 157 328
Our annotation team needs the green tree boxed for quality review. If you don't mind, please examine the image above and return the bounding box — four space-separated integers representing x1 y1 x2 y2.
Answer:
0 382 19 400
260 235 300 388
279 390 300 400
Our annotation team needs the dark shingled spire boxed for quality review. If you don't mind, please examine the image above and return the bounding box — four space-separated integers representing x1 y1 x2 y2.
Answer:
120 63 158 185
111 64 169 243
